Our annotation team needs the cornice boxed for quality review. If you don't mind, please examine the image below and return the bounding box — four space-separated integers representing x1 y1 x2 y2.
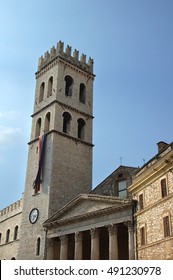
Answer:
28 129 94 147
44 194 132 225
138 235 173 251
0 239 19 248
31 99 94 119
0 211 22 224
43 202 132 229
128 151 173 194
35 56 95 80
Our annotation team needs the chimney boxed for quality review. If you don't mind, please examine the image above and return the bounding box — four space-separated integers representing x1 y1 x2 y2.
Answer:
157 141 169 153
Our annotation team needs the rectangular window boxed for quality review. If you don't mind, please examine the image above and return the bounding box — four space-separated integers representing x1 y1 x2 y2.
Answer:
161 178 167 198
139 193 144 210
163 216 170 237
118 180 127 198
140 226 146 245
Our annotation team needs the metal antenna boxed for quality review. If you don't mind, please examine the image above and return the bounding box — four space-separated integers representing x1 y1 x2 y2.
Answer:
120 156 123 165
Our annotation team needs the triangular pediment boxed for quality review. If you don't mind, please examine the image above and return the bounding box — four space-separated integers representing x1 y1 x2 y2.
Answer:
44 194 131 226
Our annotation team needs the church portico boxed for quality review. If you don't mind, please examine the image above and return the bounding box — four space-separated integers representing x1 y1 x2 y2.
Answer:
44 194 134 260
46 223 132 260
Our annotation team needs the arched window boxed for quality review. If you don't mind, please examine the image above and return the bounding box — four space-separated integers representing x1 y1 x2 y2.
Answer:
77 118 85 140
79 83 86 104
0 233 2 244
39 82 45 102
14 226 18 240
11 257 16 260
65 75 73 96
47 76 53 97
36 237 41 256
63 112 71 134
35 118 42 138
44 112 51 133
6 229 10 243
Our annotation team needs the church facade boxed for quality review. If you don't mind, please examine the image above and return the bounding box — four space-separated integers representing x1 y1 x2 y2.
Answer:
0 42 173 260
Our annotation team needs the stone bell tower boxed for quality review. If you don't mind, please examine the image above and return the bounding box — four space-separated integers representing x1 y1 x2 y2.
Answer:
18 41 95 259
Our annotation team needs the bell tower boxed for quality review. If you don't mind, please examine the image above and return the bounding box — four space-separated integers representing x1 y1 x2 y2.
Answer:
18 41 95 259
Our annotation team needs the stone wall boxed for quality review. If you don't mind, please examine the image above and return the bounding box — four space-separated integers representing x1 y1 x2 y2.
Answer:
0 199 22 259
132 148 173 259
92 166 138 197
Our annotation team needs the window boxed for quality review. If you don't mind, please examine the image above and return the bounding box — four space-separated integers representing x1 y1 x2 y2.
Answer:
44 112 51 133
139 193 144 210
163 216 171 237
140 226 146 245
65 75 73 96
79 83 86 104
6 229 10 243
47 76 53 97
14 226 18 240
35 118 42 138
0 233 2 244
36 237 41 256
63 112 71 134
161 178 167 198
77 118 85 140
39 82 45 102
118 180 127 198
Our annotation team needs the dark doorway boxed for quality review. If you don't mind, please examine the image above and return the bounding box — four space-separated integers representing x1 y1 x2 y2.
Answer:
118 224 128 260
82 230 91 259
68 234 75 260
99 227 109 259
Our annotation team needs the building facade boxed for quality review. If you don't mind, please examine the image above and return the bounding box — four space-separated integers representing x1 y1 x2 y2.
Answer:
0 42 173 260
0 199 22 260
129 141 173 260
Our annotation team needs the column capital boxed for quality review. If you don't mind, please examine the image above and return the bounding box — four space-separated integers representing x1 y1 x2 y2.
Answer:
90 228 99 239
60 235 68 246
75 231 83 243
108 224 118 236
125 221 133 232
126 221 135 260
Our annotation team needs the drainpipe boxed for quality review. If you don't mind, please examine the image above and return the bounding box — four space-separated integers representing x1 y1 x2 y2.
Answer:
132 200 138 260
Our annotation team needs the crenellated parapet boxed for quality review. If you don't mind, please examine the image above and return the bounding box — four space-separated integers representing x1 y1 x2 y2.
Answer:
37 41 94 74
0 198 23 219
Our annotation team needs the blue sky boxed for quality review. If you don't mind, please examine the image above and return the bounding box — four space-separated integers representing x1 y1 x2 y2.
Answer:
0 0 173 209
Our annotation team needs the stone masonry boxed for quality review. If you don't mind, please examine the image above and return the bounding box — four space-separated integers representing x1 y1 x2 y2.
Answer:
17 41 95 259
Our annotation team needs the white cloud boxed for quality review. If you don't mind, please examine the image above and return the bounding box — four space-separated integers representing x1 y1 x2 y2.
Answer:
0 110 21 120
0 125 21 146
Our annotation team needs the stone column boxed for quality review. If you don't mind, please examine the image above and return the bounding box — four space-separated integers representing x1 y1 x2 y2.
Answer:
127 222 135 260
46 239 54 260
90 228 100 260
74 231 83 260
60 235 68 260
108 224 118 260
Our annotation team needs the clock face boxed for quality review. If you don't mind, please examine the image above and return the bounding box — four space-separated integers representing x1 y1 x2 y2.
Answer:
29 208 39 224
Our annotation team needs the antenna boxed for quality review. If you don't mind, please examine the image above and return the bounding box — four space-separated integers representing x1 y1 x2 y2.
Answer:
119 156 123 165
